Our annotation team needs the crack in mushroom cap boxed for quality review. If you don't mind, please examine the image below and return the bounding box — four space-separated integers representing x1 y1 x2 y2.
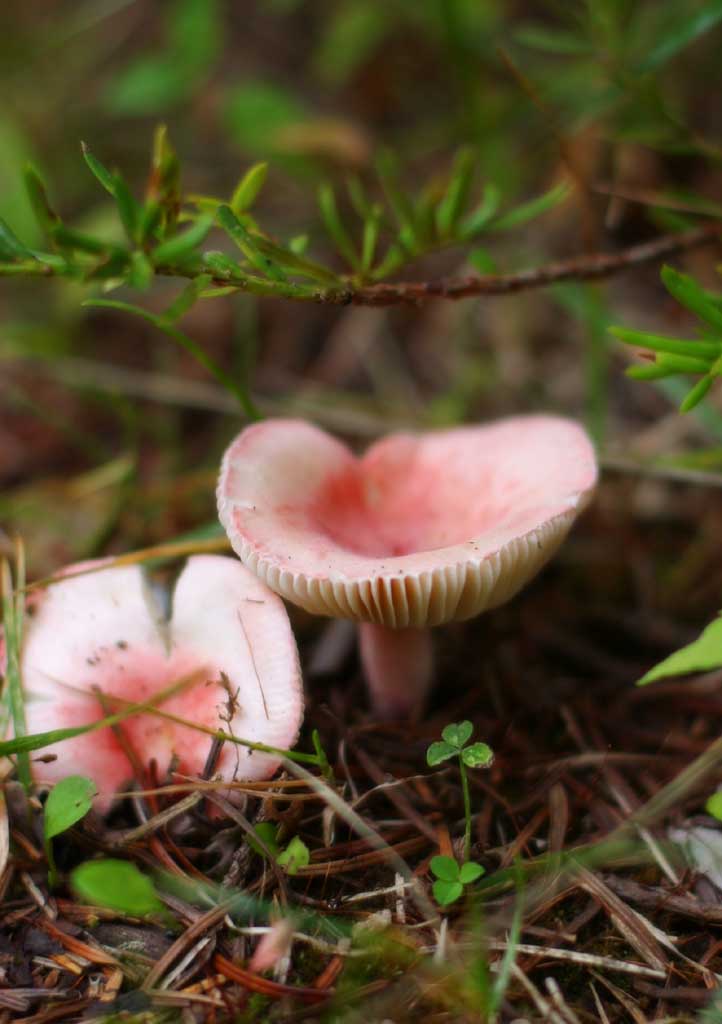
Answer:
217 416 598 629
8 555 303 811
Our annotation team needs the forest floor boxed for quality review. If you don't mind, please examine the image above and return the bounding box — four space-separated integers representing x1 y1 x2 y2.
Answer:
3 463 722 1023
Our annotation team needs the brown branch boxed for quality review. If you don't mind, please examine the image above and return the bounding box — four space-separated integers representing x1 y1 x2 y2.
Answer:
340 224 720 306
13 223 719 308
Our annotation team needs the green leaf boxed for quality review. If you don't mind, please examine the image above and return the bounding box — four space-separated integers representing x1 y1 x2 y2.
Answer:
426 740 458 766
361 206 381 273
468 247 498 274
247 822 281 859
489 182 569 233
217 205 288 282
626 364 677 381
163 273 212 322
277 836 310 875
112 173 140 243
23 164 60 238
655 353 713 375
82 145 142 244
432 879 463 905
638 0 722 73
376 150 419 251
458 861 485 885
127 251 154 291
441 721 473 749
0 218 35 261
436 147 476 239
430 855 460 882
81 142 115 195
51 225 118 256
138 201 163 245
44 776 96 841
231 163 269 214
661 265 722 335
610 326 722 361
152 214 214 264
202 250 243 279
148 124 180 233
706 792 722 821
289 234 309 256
460 184 501 239
318 183 359 270
246 233 339 284
680 373 715 412
461 743 494 769
638 614 722 685
71 859 164 916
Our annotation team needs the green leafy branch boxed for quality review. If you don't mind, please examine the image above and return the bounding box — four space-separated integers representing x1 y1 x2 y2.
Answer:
0 128 572 302
2 127 718 411
612 264 722 412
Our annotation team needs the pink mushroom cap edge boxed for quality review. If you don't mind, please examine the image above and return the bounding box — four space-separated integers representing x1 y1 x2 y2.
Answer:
217 416 598 629
2 554 303 811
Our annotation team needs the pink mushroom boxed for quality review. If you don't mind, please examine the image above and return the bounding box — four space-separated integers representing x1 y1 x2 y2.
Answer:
5 555 303 810
217 416 597 719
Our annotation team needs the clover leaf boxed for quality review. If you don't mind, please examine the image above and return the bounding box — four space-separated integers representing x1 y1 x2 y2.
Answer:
461 742 494 768
430 855 485 905
442 721 474 748
426 740 458 766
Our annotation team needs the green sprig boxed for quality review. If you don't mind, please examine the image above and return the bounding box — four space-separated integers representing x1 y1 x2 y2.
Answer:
427 721 493 862
612 264 722 412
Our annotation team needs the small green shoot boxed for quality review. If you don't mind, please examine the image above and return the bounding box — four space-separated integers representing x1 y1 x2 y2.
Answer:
277 836 311 875
43 775 96 886
71 858 165 917
706 792 722 821
427 721 493 862
612 264 722 413
430 854 485 906
248 825 310 875
231 162 268 215
248 822 282 859
637 612 722 685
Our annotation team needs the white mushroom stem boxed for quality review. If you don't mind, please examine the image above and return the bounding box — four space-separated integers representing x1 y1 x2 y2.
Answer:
358 623 434 720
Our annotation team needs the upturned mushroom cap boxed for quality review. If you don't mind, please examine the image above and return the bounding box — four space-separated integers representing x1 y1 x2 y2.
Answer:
7 555 303 810
218 416 597 629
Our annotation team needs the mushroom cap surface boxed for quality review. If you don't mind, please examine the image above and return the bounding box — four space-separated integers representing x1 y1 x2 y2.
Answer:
7 555 303 810
217 416 597 629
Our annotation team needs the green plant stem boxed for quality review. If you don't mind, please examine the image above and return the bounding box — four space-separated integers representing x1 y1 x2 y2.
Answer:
83 298 261 420
460 755 472 862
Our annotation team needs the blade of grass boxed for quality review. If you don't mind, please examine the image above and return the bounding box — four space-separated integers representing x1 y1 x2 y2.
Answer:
0 670 207 757
488 868 524 1018
22 535 230 597
1 545 31 791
